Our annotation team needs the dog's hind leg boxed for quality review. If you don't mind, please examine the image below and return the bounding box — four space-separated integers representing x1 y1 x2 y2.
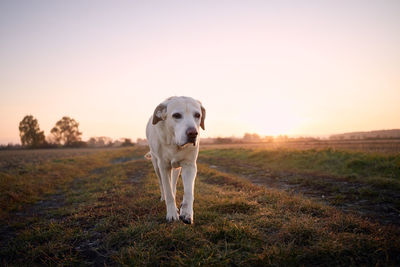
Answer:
151 157 164 201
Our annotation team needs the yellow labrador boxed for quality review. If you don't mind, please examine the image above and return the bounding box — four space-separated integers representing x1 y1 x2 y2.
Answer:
146 96 205 224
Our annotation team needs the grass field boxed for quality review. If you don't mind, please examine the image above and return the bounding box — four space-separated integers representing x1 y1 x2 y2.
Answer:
1 145 400 266
201 139 400 154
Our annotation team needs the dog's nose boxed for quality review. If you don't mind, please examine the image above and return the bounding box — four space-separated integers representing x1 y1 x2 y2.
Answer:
186 127 198 138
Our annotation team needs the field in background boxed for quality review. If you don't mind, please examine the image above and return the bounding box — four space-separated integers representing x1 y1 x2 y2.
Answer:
1 144 400 265
202 139 400 154
0 148 118 170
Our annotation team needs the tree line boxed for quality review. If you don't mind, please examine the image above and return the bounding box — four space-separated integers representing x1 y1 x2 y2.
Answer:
16 115 134 149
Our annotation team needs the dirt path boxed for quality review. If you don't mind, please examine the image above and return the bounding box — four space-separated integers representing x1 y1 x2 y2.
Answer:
201 160 400 226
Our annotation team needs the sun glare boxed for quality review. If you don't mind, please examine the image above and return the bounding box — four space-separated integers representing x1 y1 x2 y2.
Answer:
234 91 307 137
245 111 305 137
265 116 303 136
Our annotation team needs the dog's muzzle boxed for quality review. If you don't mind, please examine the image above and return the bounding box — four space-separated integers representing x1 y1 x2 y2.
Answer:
186 127 198 146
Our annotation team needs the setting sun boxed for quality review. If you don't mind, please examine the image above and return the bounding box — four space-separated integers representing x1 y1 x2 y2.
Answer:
236 95 306 137
253 114 306 137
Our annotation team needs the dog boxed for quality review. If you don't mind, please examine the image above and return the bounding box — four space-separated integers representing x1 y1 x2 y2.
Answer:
146 96 205 224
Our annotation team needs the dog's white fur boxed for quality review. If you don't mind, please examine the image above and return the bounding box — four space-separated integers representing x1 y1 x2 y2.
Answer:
146 96 205 224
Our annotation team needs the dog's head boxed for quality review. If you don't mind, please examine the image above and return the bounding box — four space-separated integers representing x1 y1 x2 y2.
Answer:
152 96 205 147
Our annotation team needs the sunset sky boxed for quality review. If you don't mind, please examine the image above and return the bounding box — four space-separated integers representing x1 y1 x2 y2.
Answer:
1 0 399 144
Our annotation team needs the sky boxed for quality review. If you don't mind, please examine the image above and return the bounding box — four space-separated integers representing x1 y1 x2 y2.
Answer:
1 0 399 144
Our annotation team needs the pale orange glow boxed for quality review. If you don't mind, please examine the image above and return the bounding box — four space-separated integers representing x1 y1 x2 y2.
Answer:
1 1 400 144
252 115 306 137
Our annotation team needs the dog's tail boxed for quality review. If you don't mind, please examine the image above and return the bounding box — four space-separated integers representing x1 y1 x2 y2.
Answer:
144 151 152 160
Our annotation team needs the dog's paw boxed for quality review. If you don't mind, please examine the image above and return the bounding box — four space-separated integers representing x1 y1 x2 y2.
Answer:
179 214 193 224
179 203 193 224
166 212 179 222
166 203 179 222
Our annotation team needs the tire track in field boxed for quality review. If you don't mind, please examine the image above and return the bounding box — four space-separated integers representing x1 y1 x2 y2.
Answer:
200 160 400 226
70 156 150 266
0 155 149 265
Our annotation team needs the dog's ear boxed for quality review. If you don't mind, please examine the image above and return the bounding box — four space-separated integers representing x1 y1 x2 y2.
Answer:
152 103 167 125
200 105 206 130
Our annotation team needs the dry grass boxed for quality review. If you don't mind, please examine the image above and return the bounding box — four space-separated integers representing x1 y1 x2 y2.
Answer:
1 146 399 266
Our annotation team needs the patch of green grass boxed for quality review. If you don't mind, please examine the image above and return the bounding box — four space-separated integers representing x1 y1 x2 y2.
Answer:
197 163 253 190
1 147 400 266
200 148 400 211
200 148 400 183
209 200 259 214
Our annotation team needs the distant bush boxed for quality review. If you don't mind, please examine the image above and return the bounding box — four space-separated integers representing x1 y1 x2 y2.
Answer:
214 137 233 144
0 143 22 150
88 137 113 148
121 138 135 147
67 141 88 148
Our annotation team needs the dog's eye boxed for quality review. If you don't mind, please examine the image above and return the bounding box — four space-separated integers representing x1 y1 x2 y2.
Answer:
194 113 201 119
172 113 182 119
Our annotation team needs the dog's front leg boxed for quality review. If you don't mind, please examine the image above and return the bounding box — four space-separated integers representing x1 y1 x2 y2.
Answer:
171 167 181 198
159 163 179 222
180 163 197 224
